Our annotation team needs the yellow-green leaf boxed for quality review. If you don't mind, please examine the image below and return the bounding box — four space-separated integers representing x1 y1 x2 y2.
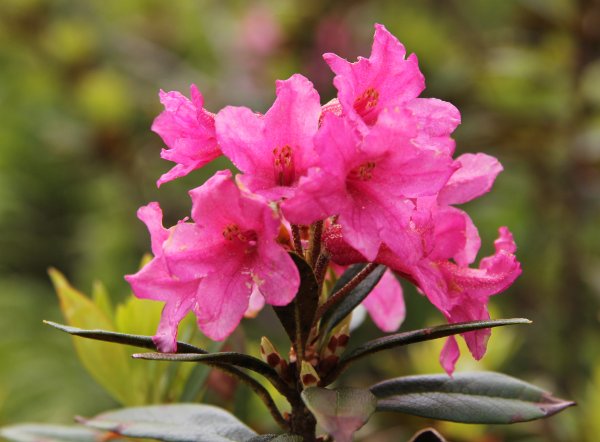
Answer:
48 268 145 406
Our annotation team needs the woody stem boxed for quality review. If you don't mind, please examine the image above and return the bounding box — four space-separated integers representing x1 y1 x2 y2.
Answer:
291 224 303 256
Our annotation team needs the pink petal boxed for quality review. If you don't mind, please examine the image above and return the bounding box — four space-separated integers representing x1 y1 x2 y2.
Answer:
215 74 321 201
440 336 460 376
125 257 200 352
193 260 254 341
253 236 300 306
244 287 265 318
153 292 196 352
324 23 424 128
362 270 406 332
406 98 461 156
438 153 503 205
152 85 220 186
136 202 168 257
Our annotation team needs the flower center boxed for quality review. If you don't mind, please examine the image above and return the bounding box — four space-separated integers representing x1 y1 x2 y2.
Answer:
349 161 376 181
273 145 295 186
353 87 379 119
222 223 257 245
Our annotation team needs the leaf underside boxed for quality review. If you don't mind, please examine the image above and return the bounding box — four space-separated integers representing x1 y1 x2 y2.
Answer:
79 404 257 442
371 371 575 424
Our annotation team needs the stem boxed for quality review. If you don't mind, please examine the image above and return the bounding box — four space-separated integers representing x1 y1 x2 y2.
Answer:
313 263 379 325
313 252 330 290
307 220 323 268
213 364 289 430
290 395 317 441
291 224 303 256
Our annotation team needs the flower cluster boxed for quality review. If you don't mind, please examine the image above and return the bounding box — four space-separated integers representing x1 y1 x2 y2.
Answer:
126 24 521 374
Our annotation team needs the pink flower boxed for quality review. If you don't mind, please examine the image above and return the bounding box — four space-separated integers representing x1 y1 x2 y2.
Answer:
323 217 521 375
152 85 220 187
284 111 456 261
438 153 504 205
215 74 322 208
127 170 300 349
125 203 208 352
324 23 424 128
166 170 300 341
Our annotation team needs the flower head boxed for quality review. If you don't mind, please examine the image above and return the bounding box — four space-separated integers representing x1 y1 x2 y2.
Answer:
152 85 221 186
324 24 424 128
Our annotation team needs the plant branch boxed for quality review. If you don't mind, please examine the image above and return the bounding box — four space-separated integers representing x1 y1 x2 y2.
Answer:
313 263 379 325
213 363 289 430
132 351 296 398
320 318 532 385
291 224 303 256
307 220 323 268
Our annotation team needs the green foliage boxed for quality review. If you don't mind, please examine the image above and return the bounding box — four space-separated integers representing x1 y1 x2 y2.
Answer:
371 372 575 424
48 269 213 406
80 404 257 442
0 424 108 442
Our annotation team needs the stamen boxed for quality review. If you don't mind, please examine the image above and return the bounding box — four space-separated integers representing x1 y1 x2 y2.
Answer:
272 145 295 186
353 87 379 118
349 161 376 181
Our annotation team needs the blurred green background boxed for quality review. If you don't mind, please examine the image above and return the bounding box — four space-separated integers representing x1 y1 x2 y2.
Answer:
1 0 599 441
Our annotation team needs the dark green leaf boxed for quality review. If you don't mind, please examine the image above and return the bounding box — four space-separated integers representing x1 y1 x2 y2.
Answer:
0 424 106 442
371 371 575 424
408 428 448 442
79 404 257 442
44 320 207 354
180 341 224 402
320 264 386 336
341 318 531 365
301 387 376 442
132 352 293 397
272 254 319 352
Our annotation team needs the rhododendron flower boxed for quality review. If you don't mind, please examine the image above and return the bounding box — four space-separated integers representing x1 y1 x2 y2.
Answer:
152 85 221 187
324 218 521 374
127 170 300 350
215 74 322 214
125 203 209 352
284 111 456 261
324 23 424 128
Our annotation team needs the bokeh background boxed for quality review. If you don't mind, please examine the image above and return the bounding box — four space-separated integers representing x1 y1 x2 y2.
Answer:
1 0 599 441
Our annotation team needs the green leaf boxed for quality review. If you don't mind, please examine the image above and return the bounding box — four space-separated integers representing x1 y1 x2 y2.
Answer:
320 264 386 337
180 341 224 402
341 318 531 366
370 371 575 424
0 423 106 442
48 268 143 405
80 404 257 442
301 387 376 442
44 320 207 354
272 254 319 353
132 351 293 397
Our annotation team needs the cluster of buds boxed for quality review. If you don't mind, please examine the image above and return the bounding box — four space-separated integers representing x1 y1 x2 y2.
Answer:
126 24 521 375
